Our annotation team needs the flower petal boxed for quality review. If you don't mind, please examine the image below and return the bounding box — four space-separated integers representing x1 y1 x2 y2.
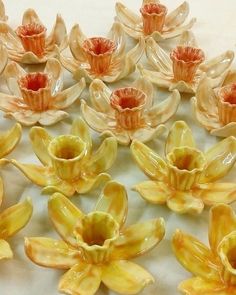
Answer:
0 123 22 158
165 1 190 30
134 181 170 204
75 173 111 194
48 193 84 246
132 77 154 109
38 110 69 125
112 218 165 260
22 9 42 25
0 239 13 260
0 43 8 75
42 182 76 198
179 30 198 47
6 110 40 126
69 24 87 63
142 0 160 5
0 22 22 51
102 260 154 294
95 181 127 227
4 62 26 96
115 2 142 31
0 198 32 239
59 263 102 295
131 140 167 181
0 0 7 21
162 18 196 40
44 58 63 95
108 22 126 58
172 229 221 280
58 53 79 74
200 136 236 183
0 177 3 206
165 121 195 155
25 237 81 269
130 125 166 143
46 14 67 49
119 24 143 40
210 123 236 137
223 70 236 86
101 129 131 146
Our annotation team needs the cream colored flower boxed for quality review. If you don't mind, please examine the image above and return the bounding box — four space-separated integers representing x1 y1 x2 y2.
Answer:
115 0 196 41
139 31 234 93
81 77 180 145
25 181 165 295
0 0 7 21
10 118 117 197
59 22 145 83
173 204 236 294
0 9 67 64
0 59 85 126
131 121 236 214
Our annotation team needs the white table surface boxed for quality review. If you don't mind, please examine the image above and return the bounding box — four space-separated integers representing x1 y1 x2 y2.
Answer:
1 0 236 295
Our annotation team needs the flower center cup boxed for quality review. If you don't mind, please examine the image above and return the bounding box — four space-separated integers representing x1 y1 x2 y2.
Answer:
218 83 236 124
110 87 146 130
18 72 52 111
83 37 117 75
170 46 205 83
140 3 167 35
16 22 47 57
166 147 205 190
48 135 86 181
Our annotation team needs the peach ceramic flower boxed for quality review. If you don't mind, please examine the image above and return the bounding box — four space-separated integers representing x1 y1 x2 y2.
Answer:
25 181 165 295
131 120 236 214
59 22 145 83
10 118 117 197
139 31 234 93
115 0 196 41
192 73 236 137
172 204 236 294
81 77 180 145
0 59 85 126
0 8 67 63
0 0 7 21
0 198 32 260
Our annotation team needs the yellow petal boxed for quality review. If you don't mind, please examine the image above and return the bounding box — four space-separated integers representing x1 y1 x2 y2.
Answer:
48 193 84 247
75 173 111 194
133 181 170 204
42 181 76 198
102 260 154 294
112 218 165 260
172 230 221 281
130 125 166 144
0 198 32 239
130 140 167 181
95 181 128 227
0 42 8 74
200 136 236 183
25 237 81 269
0 177 3 207
59 263 102 295
0 239 13 260
165 121 195 155
0 123 22 158
38 110 69 126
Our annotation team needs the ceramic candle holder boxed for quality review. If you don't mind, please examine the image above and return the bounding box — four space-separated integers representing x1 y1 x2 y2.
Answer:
139 30 234 93
0 59 85 126
10 118 117 197
59 22 145 83
25 181 165 295
172 204 236 294
116 0 196 41
0 9 67 63
81 76 180 145
131 120 236 214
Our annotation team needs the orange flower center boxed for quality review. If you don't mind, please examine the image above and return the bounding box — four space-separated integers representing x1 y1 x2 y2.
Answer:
19 72 49 92
218 83 236 124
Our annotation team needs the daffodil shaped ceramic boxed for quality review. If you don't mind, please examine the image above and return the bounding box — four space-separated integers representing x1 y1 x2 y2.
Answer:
192 73 236 137
172 204 236 294
81 77 180 145
131 121 236 214
115 0 196 42
0 0 7 21
11 119 117 197
139 31 234 94
59 22 145 83
0 198 32 260
25 181 165 295
0 8 67 64
0 59 85 126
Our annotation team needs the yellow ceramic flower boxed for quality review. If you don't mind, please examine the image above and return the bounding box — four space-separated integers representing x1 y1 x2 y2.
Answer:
81 77 180 145
172 204 236 294
0 0 7 21
131 121 236 214
115 0 196 42
0 198 32 260
25 181 165 295
59 22 145 83
0 59 85 126
10 118 117 197
0 8 67 64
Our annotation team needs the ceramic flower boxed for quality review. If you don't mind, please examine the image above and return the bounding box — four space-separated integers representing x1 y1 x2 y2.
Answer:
131 120 236 214
81 77 180 145
59 22 145 83
0 0 7 21
25 181 165 295
0 59 85 126
192 73 236 137
0 8 67 64
115 0 196 42
172 204 236 294
139 31 234 93
10 118 117 197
